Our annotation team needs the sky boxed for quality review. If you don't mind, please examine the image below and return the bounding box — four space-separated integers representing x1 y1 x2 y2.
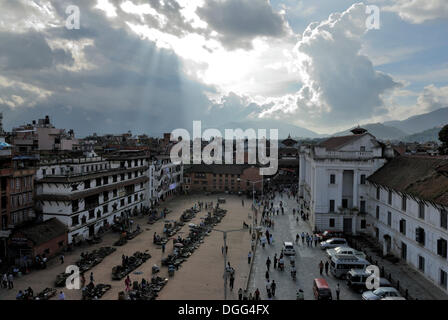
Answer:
0 0 447 137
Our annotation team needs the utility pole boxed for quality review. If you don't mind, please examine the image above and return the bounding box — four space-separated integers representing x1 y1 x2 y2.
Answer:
214 228 245 300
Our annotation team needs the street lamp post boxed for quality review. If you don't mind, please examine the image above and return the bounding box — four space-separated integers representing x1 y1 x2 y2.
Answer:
213 228 245 300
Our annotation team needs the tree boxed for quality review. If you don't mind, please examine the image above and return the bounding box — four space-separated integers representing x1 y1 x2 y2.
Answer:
439 124 448 155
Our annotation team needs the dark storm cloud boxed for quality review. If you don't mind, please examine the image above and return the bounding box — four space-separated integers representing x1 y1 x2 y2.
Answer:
0 31 74 70
0 0 220 136
196 0 287 50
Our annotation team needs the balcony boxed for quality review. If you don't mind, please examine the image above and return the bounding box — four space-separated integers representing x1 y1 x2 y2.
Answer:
314 150 374 160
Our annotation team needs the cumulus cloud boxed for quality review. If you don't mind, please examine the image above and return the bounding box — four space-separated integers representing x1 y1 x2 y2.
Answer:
416 84 448 112
383 0 448 24
197 0 288 50
259 3 401 131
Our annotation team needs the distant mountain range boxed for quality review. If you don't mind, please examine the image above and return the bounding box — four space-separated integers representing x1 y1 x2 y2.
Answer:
383 108 448 134
210 119 321 139
332 107 447 142
206 107 447 142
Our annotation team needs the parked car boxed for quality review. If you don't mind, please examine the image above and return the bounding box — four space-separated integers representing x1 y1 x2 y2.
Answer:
380 297 406 300
283 242 295 256
317 230 345 241
362 287 402 300
320 238 348 249
346 269 393 292
326 246 366 259
313 278 332 300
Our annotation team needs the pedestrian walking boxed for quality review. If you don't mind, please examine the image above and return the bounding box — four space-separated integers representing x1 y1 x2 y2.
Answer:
248 251 252 264
296 289 304 300
265 270 270 281
229 274 235 290
254 288 260 300
242 199 244 207
59 291 65 300
336 284 341 300
162 242 166 253
2 273 7 289
266 257 271 271
314 235 318 247
80 273 86 288
238 288 243 300
271 280 277 297
125 275 131 292
325 261 329 275
60 254 64 264
273 254 277 269
89 272 94 284
319 261 324 275
266 280 272 299
8 273 13 289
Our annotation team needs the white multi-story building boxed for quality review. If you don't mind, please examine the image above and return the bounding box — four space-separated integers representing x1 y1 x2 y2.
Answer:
298 127 390 234
35 152 149 243
366 156 448 292
150 155 183 206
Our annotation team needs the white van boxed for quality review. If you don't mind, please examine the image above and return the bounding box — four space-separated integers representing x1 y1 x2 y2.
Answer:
326 246 366 259
330 255 370 278
283 242 295 256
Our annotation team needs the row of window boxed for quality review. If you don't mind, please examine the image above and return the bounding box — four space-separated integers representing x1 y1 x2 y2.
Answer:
10 176 33 192
329 173 367 185
82 171 145 190
72 183 145 212
71 193 144 226
10 192 33 209
11 208 33 225
378 206 448 259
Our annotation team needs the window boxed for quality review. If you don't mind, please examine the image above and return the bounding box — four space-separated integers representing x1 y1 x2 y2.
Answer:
388 190 392 205
113 189 117 197
418 256 425 272
419 202 425 220
329 219 335 228
128 173 132 179
128 196 132 204
342 199 348 209
113 175 118 183
96 178 102 187
329 200 335 212
89 210 95 219
401 242 407 260
441 210 448 230
360 220 366 229
103 205 108 214
103 176 108 185
360 201 366 213
71 215 79 226
437 238 447 258
121 174 125 181
399 219 406 235
330 174 336 184
120 199 125 207
103 191 109 201
134 194 138 201
84 180 91 189
376 206 380 220
416 227 425 245
360 146 366 152
72 200 79 212
96 210 101 218
376 187 380 200
440 270 447 289
360 174 366 185
387 212 392 226
401 195 407 212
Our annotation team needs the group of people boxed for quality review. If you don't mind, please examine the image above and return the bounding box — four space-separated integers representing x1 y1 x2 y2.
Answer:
237 287 262 300
296 232 320 247
1 273 14 289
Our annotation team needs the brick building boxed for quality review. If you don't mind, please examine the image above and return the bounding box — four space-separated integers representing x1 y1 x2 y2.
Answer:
183 164 264 194
8 218 68 266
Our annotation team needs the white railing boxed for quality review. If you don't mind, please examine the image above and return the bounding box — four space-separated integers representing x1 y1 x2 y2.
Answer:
315 151 374 159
